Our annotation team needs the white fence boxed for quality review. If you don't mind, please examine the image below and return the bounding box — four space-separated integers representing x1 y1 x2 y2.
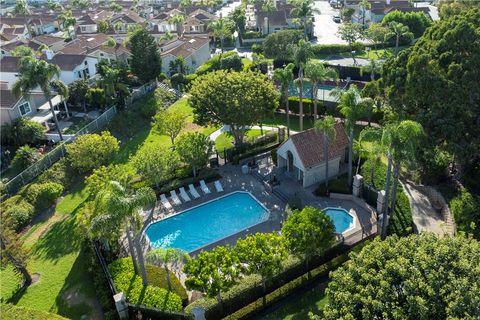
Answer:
4 106 117 195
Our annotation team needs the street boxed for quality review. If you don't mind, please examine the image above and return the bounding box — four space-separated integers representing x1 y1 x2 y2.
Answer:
312 0 346 44
215 0 242 18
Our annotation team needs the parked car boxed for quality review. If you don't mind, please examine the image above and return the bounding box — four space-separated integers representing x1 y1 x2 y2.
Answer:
333 15 341 23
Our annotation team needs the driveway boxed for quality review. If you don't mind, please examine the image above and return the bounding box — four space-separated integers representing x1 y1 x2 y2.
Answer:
312 0 346 45
215 0 242 17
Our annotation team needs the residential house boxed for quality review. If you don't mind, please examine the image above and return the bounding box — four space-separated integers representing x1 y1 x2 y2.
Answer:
0 26 29 43
159 35 210 75
59 34 130 62
277 123 348 187
47 53 99 84
0 56 22 89
0 40 41 58
248 0 299 35
77 14 99 34
183 9 216 34
31 34 66 52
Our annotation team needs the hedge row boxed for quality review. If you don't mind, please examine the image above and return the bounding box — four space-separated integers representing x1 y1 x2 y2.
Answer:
360 160 413 236
311 42 365 56
108 258 184 311
315 174 351 196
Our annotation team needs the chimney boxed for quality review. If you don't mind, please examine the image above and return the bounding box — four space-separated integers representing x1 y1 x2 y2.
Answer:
263 17 268 35
45 49 54 60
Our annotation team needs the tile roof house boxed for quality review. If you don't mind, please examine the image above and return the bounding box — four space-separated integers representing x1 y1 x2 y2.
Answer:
277 123 349 187
59 34 130 62
31 34 66 52
0 40 41 58
159 35 210 75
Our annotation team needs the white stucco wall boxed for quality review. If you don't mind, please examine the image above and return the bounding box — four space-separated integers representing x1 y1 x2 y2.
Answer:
0 71 18 89
303 156 341 188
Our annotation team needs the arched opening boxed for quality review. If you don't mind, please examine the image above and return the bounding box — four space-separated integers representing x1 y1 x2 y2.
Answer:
287 151 294 173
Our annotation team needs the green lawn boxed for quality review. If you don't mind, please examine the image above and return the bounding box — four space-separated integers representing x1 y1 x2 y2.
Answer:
262 113 316 132
263 282 329 320
214 129 267 152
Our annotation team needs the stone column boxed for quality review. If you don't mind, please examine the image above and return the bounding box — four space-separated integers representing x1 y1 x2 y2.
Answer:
114 292 129 320
352 174 363 197
377 190 386 216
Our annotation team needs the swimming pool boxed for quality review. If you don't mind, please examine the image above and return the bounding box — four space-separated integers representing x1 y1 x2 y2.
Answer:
145 192 269 252
324 207 355 234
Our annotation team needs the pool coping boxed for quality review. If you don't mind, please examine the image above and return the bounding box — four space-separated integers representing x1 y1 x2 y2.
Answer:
144 191 271 253
324 206 357 235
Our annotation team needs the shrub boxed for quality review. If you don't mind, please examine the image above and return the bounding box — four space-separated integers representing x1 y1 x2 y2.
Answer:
37 159 74 188
19 182 64 211
315 174 351 196
196 51 243 75
66 131 119 173
360 160 413 236
251 43 263 54
108 258 183 311
10 145 40 171
243 31 263 39
0 118 45 147
138 95 158 119
1 195 35 231
450 188 480 239
311 42 365 56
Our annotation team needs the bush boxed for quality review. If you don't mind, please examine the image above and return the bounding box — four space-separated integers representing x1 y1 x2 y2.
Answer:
360 160 413 236
0 118 45 147
417 146 452 184
314 174 351 196
37 159 75 188
138 94 158 119
262 30 304 61
158 168 221 195
311 42 365 56
66 131 119 173
1 195 35 231
450 188 480 239
108 258 183 311
251 43 263 54
10 145 40 171
196 51 243 75
243 31 263 39
19 182 64 211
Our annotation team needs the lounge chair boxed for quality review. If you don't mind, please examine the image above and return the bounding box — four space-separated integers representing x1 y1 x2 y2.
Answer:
200 180 211 194
160 194 173 210
179 187 191 202
170 190 182 205
214 180 224 193
188 184 201 199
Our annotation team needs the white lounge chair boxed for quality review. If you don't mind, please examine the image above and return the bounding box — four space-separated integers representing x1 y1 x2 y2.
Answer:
200 180 211 194
159 194 173 210
170 190 182 205
214 180 224 193
188 184 201 199
179 187 191 202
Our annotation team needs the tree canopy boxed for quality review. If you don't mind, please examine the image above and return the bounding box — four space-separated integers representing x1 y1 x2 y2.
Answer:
129 27 162 83
189 70 279 145
175 132 213 177
262 30 305 61
380 8 480 170
323 234 480 319
382 10 432 38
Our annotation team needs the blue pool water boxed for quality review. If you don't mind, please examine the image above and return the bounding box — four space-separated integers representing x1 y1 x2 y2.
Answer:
325 207 354 233
145 192 269 252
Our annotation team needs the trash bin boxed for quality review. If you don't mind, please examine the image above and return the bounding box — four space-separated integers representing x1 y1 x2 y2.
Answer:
242 165 249 174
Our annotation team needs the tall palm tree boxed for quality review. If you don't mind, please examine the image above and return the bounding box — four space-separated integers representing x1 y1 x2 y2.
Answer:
356 127 382 185
262 0 276 35
290 0 319 37
58 10 76 39
146 248 189 291
14 0 31 38
386 121 424 238
209 17 234 53
315 116 337 190
100 181 156 285
359 0 371 28
13 57 68 141
360 58 382 81
169 14 186 37
292 39 313 132
385 21 413 56
332 85 372 187
304 60 338 120
273 63 295 137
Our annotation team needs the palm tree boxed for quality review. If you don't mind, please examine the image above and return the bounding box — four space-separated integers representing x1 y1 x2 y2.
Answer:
262 0 276 35
273 63 295 137
100 181 156 285
209 17 234 53
179 0 192 16
385 21 413 56
315 116 337 191
359 0 371 28
58 10 76 39
146 248 189 291
169 14 186 37
356 127 382 184
13 57 68 140
14 0 31 38
385 121 424 238
292 39 313 132
100 65 129 107
304 60 338 120
360 58 382 81
332 85 372 187
290 0 319 37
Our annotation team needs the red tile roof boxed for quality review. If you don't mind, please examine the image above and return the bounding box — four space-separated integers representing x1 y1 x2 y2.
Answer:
288 123 348 169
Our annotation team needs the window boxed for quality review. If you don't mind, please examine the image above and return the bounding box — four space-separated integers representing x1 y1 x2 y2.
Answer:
81 26 86 32
18 102 31 116
84 61 88 65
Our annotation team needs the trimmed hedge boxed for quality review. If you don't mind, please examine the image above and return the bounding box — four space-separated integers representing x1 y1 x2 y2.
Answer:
314 174 351 196
242 31 263 39
1 195 35 231
1 303 68 320
37 159 75 189
360 160 413 236
19 182 64 211
157 168 221 195
281 97 342 118
108 258 184 311
311 42 365 56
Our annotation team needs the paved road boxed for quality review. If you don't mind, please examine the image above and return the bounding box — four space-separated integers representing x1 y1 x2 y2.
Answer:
215 0 242 18
312 0 346 45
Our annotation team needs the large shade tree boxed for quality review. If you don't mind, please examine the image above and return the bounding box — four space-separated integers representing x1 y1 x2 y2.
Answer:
323 233 480 319
129 27 162 83
13 56 68 141
189 70 279 146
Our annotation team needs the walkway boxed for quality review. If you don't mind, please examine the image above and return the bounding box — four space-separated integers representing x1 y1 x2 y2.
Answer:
403 182 450 237
208 125 283 141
